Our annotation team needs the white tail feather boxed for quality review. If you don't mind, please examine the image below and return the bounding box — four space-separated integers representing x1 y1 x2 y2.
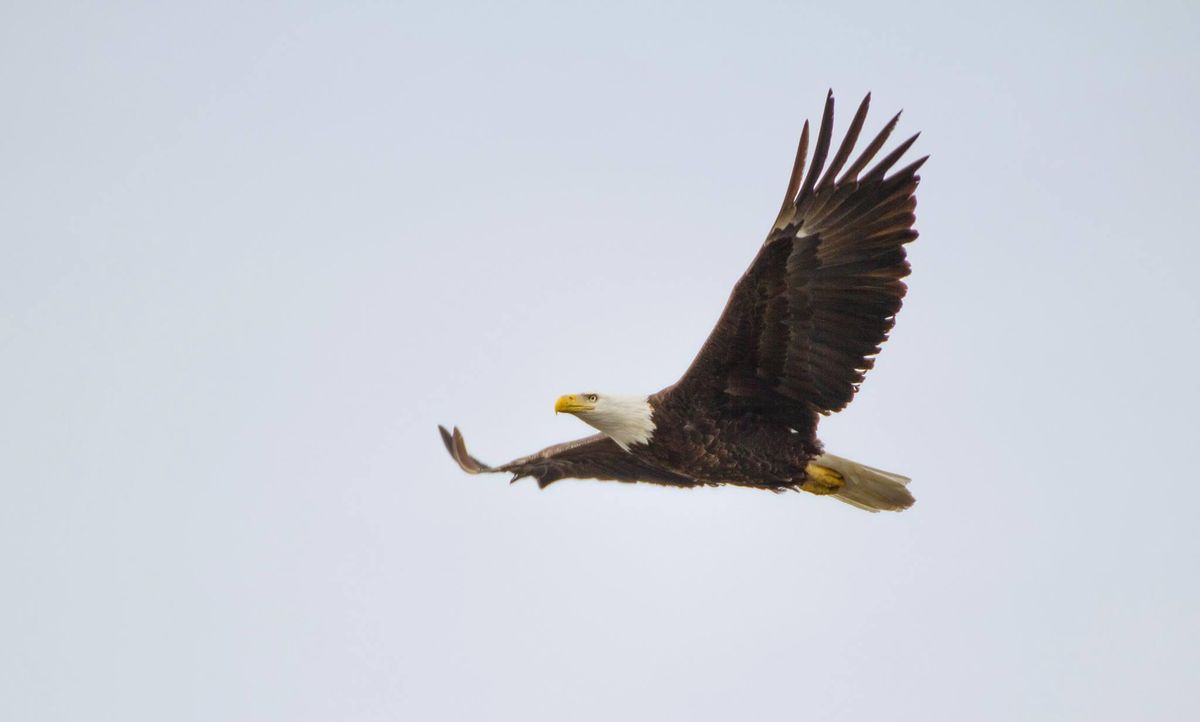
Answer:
814 453 915 513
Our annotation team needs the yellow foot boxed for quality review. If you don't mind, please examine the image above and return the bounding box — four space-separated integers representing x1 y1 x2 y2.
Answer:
801 463 844 495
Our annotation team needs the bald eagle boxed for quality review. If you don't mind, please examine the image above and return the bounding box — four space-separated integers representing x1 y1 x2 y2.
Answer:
440 91 923 512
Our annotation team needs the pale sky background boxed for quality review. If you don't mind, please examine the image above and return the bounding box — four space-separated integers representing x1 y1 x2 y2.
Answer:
2 2 1198 720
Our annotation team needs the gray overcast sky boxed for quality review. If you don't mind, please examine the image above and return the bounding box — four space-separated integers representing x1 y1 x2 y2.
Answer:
2 2 1198 720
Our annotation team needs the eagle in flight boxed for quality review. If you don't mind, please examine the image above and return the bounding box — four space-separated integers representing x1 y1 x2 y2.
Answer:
440 91 924 512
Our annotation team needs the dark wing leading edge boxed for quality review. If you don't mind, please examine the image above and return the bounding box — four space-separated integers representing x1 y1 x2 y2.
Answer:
438 425 701 489
668 91 925 435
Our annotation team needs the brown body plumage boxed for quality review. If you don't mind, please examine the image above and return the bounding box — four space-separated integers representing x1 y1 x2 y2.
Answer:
439 91 924 510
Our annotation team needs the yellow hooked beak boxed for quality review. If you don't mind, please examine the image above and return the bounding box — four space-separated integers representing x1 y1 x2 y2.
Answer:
555 394 595 414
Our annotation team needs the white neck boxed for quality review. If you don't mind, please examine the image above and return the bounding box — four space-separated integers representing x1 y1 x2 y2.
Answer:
579 395 656 451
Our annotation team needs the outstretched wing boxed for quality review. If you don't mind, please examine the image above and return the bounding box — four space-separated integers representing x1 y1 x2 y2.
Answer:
669 91 925 433
437 426 701 489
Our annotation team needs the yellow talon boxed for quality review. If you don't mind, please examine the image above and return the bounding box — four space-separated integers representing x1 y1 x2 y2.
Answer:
802 463 844 495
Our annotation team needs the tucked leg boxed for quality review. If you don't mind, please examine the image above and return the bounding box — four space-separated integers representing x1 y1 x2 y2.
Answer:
801 463 844 495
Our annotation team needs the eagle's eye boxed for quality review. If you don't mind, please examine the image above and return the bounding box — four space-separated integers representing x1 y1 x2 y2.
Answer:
587 394 598 402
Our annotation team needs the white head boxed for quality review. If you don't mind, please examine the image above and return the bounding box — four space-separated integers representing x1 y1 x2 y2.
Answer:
554 392 656 450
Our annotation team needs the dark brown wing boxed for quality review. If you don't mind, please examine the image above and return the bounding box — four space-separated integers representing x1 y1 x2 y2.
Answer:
668 91 925 433
437 425 701 489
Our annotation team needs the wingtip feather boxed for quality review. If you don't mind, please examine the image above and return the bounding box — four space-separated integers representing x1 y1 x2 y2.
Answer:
437 425 492 474
781 119 810 212
438 425 455 456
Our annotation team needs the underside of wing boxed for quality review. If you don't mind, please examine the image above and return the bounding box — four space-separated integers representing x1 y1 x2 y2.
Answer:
672 91 925 430
437 425 701 489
